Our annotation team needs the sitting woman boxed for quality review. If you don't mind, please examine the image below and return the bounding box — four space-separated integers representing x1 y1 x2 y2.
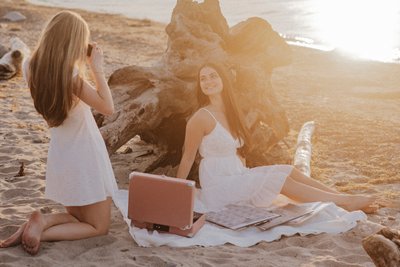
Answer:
176 62 376 213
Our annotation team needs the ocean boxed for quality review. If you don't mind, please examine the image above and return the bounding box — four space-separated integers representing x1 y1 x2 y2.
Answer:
28 0 400 63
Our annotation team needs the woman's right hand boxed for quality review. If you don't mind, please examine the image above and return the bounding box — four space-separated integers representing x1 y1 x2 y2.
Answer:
87 42 104 74
79 42 114 116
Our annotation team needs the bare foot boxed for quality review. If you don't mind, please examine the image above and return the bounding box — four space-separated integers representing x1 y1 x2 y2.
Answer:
341 195 377 213
375 198 400 209
21 211 45 255
359 198 400 214
0 222 27 248
361 204 379 214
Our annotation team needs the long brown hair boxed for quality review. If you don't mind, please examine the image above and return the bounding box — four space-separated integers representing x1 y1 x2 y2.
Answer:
29 10 89 127
196 63 250 148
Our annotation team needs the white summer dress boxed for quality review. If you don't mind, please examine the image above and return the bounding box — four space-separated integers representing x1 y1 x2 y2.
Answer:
195 108 293 212
23 60 118 206
112 107 367 247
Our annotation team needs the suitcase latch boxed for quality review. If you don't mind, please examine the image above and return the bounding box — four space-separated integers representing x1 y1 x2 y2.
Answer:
152 224 170 232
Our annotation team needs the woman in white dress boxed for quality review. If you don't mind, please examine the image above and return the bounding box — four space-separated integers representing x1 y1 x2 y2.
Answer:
176 62 376 213
0 11 118 255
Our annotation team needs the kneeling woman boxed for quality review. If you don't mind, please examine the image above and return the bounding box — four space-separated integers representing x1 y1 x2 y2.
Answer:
0 11 118 255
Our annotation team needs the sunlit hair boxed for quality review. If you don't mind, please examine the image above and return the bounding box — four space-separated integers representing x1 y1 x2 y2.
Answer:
196 63 251 148
29 10 89 127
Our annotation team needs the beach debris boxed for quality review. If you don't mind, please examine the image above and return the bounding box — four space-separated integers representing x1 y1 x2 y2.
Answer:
2 11 26 22
121 147 133 154
9 27 21 32
135 149 154 158
293 121 315 176
98 0 292 173
0 37 30 80
33 138 43 144
14 161 25 177
362 227 400 267
5 176 16 182
40 206 53 214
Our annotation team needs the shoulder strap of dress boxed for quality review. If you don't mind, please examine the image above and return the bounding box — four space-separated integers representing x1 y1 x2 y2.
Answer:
200 108 218 123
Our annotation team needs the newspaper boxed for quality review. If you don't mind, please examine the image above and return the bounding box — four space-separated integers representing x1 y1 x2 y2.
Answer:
206 203 317 231
257 203 316 231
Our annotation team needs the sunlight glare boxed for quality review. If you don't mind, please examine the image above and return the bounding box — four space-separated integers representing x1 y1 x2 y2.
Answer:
312 0 400 61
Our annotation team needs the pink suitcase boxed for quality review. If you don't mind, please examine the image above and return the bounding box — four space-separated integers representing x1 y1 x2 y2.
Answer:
128 172 205 237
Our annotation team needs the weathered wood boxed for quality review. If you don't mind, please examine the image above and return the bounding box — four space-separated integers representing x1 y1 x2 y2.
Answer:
0 44 8 58
0 37 30 80
362 227 400 267
101 65 194 163
100 0 293 172
293 121 315 176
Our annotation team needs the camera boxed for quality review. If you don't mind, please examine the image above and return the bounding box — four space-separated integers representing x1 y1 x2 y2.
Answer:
87 44 93 57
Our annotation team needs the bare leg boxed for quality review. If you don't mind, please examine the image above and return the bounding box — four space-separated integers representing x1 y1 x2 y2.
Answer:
20 197 111 255
289 167 340 194
21 211 78 255
41 197 111 242
1 210 77 251
281 176 376 212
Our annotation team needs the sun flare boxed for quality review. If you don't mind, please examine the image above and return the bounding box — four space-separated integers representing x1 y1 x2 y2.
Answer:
312 0 400 61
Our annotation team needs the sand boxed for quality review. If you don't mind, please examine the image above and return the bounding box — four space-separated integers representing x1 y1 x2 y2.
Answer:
0 1 399 266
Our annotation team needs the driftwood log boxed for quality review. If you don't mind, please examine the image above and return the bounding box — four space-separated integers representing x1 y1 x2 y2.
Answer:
0 44 8 58
362 227 400 267
2 11 27 22
0 37 30 80
293 121 315 176
99 0 293 175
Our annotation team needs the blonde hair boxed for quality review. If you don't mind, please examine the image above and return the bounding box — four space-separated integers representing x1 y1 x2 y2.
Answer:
29 10 89 127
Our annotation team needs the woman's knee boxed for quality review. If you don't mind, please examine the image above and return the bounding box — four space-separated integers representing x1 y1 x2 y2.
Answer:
67 199 111 236
92 225 109 236
78 216 110 237
100 226 110 235
81 210 110 236
94 218 110 236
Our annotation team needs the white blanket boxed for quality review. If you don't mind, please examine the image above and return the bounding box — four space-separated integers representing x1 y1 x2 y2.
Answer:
113 189 367 247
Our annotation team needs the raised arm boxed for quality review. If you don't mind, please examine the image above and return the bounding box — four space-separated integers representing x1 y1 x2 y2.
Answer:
78 43 114 115
176 112 206 179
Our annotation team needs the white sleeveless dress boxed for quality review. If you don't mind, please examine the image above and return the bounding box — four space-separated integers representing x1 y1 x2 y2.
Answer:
196 108 293 212
112 107 368 247
23 59 118 206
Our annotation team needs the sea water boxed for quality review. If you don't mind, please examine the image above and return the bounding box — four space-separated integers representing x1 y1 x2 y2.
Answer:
28 0 400 63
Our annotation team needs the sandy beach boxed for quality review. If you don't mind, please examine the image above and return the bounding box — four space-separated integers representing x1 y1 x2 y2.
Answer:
1 0 399 266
